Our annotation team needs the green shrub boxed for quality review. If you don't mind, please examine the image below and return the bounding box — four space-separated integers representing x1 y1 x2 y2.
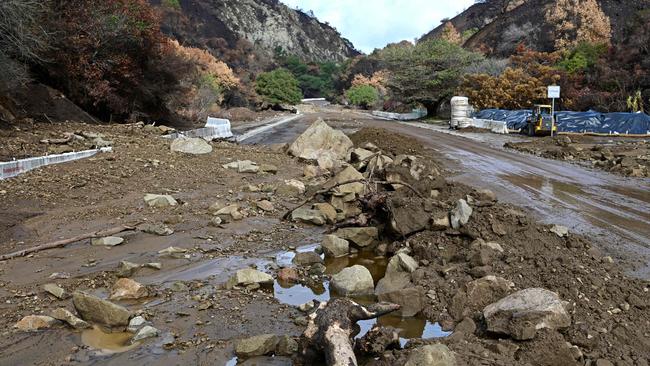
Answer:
346 85 379 108
162 0 180 9
255 68 303 105
559 42 607 73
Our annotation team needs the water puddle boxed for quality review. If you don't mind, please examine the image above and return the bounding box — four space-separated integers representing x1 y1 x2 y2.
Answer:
81 326 139 355
270 245 450 344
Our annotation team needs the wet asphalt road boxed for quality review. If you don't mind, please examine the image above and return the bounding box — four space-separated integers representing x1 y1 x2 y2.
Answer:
242 113 650 278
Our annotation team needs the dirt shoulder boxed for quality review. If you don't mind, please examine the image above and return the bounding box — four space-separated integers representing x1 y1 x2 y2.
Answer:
505 134 649 178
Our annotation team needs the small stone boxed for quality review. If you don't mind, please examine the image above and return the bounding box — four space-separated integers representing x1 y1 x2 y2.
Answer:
260 164 278 174
116 261 141 277
14 315 59 331
171 137 212 154
298 301 316 312
209 216 223 227
256 200 274 212
43 283 68 299
450 199 473 229
334 227 378 247
140 223 174 236
127 316 147 332
602 256 614 264
143 194 178 208
550 225 569 237
131 325 159 344
227 269 273 289
309 263 326 275
51 308 91 329
276 335 299 356
110 278 148 300
595 360 615 366
277 268 300 283
405 344 456 366
91 236 124 247
313 203 337 223
278 179 306 196
291 208 327 226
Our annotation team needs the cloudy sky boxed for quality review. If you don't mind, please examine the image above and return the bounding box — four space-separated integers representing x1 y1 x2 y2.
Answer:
281 0 475 53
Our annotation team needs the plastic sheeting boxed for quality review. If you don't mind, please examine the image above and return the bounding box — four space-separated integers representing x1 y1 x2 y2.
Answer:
1 147 112 180
475 109 650 134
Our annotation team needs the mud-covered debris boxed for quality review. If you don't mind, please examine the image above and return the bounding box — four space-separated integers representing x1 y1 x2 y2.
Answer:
171 137 212 155
450 275 514 320
388 195 430 236
127 316 147 332
330 265 374 296
43 283 68 299
550 225 569 237
292 251 323 266
405 344 456 366
355 325 401 356
227 268 273 289
110 278 148 300
91 236 124 247
288 119 353 162
334 227 378 247
143 194 178 208
321 235 349 258
235 334 278 358
51 308 90 329
450 199 473 229
483 288 571 340
72 291 132 327
14 315 59 331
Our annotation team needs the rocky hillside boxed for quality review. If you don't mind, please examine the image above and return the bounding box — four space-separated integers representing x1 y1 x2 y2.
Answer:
421 0 650 56
153 0 359 66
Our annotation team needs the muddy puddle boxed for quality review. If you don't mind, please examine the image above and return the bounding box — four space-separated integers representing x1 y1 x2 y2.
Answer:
81 326 140 355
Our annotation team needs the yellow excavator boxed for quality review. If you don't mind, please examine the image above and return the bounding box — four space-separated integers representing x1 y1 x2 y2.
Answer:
526 105 558 136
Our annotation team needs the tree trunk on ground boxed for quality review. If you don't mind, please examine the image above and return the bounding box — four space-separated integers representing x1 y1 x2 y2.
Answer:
296 298 400 366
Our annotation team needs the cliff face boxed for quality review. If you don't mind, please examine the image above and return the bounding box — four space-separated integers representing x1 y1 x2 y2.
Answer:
420 0 650 56
153 0 359 65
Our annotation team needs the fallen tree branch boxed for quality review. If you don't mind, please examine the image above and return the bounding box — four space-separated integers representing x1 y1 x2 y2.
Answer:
0 224 137 261
282 179 423 220
297 299 400 366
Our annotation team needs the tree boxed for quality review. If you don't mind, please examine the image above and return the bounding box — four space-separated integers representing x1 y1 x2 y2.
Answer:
545 0 612 50
346 85 379 109
377 39 484 116
440 22 462 45
255 69 303 105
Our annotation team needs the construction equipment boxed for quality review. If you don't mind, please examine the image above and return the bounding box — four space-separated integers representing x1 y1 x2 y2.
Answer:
526 105 558 136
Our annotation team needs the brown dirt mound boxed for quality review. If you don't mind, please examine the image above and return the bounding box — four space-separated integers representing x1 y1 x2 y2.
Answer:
349 127 427 157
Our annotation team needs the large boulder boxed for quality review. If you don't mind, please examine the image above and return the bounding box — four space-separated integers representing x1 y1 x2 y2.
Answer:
72 291 132 327
288 119 353 162
51 308 90 330
323 166 365 196
389 196 429 236
170 137 212 154
405 344 456 366
144 194 178 208
377 286 426 317
386 253 419 275
235 334 279 358
375 271 412 295
321 235 349 258
330 265 374 296
483 288 571 340
292 251 323 266
334 227 378 247
291 208 327 226
14 315 59 331
449 276 514 320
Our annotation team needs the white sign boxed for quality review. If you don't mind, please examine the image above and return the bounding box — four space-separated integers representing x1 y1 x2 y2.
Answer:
548 86 561 99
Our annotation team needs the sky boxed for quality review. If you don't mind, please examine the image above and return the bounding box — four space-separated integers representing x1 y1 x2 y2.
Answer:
281 0 475 53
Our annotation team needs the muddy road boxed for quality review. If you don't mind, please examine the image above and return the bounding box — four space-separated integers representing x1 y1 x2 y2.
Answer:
244 112 650 278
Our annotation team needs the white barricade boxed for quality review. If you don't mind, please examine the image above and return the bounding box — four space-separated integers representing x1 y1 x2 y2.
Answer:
470 118 509 134
0 147 112 180
164 117 233 141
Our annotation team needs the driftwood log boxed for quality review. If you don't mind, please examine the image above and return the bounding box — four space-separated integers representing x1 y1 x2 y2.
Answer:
297 298 400 366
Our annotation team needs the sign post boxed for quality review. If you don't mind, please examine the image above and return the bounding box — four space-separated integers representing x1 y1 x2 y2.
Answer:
547 85 561 137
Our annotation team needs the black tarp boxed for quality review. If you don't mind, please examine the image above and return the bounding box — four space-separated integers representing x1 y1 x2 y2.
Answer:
475 109 650 134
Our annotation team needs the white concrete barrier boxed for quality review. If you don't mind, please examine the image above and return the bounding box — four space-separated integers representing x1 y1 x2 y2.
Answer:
1 147 112 180
371 109 427 121
164 117 233 141
470 118 509 134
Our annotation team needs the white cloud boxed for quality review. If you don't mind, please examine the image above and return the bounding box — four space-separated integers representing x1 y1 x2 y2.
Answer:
281 0 474 53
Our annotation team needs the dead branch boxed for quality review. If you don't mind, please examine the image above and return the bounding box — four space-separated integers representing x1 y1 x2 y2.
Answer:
0 224 137 261
297 299 400 366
